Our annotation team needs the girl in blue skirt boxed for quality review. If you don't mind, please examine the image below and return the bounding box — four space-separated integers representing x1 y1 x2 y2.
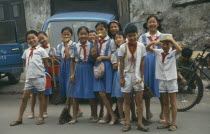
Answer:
111 31 126 125
56 27 75 115
138 15 164 122
91 22 117 125
28 31 55 119
69 26 97 124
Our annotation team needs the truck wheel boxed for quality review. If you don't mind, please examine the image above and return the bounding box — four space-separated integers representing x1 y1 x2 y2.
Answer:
8 73 21 84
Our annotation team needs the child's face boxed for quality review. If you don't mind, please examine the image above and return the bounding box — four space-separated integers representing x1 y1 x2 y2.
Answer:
126 32 138 44
38 34 48 46
88 32 96 43
78 29 89 45
114 34 125 47
109 23 119 36
147 17 159 32
161 41 172 53
27 34 38 47
96 25 108 39
62 30 72 42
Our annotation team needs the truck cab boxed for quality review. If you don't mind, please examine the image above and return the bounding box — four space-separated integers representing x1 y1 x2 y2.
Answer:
0 0 27 84
42 12 116 47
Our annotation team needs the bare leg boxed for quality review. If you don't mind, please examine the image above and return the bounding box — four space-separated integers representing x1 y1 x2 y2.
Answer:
99 91 116 123
98 96 104 120
44 95 49 113
169 93 177 125
117 98 124 120
135 91 144 126
131 95 137 121
145 98 152 120
29 93 36 118
37 91 45 121
67 98 72 114
77 104 83 117
72 98 78 120
89 98 98 120
159 95 165 121
123 93 131 127
16 89 32 121
162 93 170 124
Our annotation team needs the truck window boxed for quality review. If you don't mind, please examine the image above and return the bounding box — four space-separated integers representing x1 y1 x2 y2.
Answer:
0 21 17 44
46 21 99 48
12 3 21 18
0 5 4 20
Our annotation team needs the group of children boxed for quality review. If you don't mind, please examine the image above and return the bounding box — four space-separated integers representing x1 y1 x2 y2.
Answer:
10 15 183 132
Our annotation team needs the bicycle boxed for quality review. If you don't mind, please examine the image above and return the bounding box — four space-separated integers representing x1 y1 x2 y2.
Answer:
176 45 210 112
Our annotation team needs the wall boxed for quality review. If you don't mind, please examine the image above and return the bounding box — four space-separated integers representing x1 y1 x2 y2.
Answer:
23 0 50 31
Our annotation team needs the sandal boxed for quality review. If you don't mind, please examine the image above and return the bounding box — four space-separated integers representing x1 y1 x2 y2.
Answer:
77 112 83 118
43 112 48 118
108 118 117 126
10 121 22 126
119 119 125 125
158 119 166 124
36 120 45 125
137 125 150 132
168 124 177 131
97 119 108 124
157 123 171 129
122 125 131 132
69 119 78 124
28 113 34 119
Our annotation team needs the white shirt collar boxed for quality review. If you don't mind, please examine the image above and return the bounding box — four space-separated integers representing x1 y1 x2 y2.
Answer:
100 35 110 40
145 30 161 37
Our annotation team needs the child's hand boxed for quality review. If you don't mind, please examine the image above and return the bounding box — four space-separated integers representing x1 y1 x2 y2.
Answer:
70 74 75 83
181 78 187 84
96 56 102 62
152 41 161 46
120 77 125 87
94 34 101 41
91 48 97 57
62 38 70 45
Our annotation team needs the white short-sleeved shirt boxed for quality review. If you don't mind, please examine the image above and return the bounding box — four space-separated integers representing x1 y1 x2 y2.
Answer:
70 41 92 62
41 44 56 56
110 39 117 54
22 46 49 79
56 40 75 58
118 42 147 73
98 35 111 56
110 48 119 64
154 49 178 80
138 31 161 48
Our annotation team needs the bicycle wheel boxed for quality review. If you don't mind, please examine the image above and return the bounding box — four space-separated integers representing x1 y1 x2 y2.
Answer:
176 70 203 112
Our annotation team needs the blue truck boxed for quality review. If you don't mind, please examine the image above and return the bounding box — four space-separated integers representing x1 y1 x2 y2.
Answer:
0 0 27 84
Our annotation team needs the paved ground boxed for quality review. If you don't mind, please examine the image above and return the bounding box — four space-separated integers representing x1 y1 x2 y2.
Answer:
0 74 210 134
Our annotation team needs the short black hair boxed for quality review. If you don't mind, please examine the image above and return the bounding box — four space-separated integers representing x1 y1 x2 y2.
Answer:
61 27 73 35
25 30 38 40
113 31 126 40
77 26 89 35
89 30 96 34
182 48 193 58
124 25 138 35
95 21 108 29
38 31 48 37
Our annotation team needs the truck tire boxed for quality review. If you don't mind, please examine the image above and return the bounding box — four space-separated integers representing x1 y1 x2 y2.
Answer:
8 73 21 84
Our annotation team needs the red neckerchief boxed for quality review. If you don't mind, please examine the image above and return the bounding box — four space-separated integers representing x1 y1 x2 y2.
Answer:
98 40 107 53
41 45 49 49
161 52 169 63
28 47 36 65
147 36 160 48
80 44 87 61
128 42 137 62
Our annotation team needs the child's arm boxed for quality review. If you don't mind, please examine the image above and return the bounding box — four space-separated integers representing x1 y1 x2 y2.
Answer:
145 41 159 53
165 37 182 54
113 63 118 70
119 56 125 87
70 58 75 83
96 56 111 62
42 58 49 68
140 57 144 82
178 73 187 84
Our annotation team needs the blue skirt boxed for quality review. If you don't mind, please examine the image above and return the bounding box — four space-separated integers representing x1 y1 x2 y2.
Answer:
93 60 113 93
70 62 96 99
144 52 160 97
59 58 71 97
111 70 123 98
32 88 52 95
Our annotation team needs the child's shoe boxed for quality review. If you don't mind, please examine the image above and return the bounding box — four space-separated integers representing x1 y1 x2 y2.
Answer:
28 113 34 119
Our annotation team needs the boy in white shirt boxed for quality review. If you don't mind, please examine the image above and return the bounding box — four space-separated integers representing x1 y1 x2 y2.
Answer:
119 25 148 132
146 37 182 131
10 30 49 126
